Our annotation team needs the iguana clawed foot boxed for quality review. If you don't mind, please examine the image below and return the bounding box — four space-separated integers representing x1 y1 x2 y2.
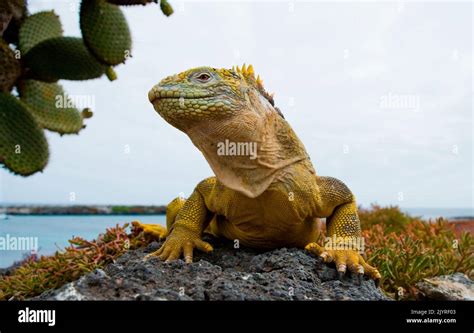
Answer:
143 226 213 263
305 242 381 283
131 221 168 240
132 221 380 285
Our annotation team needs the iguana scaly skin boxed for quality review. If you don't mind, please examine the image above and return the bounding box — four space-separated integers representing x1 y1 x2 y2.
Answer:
134 65 381 281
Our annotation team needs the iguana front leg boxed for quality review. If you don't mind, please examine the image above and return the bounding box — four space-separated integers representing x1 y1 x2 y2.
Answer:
144 180 214 263
131 197 186 240
305 177 381 281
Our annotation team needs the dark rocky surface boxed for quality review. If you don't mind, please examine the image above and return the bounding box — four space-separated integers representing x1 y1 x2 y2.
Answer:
415 273 474 300
36 237 390 301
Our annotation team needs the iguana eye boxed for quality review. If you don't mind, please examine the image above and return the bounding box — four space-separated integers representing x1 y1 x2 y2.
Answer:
195 73 211 82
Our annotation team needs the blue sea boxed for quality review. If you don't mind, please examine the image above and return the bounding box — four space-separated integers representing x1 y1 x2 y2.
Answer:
0 208 472 268
402 207 473 220
0 215 166 268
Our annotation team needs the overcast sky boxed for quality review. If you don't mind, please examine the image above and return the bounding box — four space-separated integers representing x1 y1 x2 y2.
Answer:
1 1 472 209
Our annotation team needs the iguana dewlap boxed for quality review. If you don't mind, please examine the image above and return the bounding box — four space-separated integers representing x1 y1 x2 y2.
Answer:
135 65 380 281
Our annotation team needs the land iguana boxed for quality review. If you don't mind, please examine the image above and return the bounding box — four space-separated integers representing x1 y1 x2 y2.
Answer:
133 65 381 281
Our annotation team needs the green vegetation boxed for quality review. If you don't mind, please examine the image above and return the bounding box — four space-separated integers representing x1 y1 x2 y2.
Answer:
0 0 173 176
360 204 473 300
0 223 148 300
111 206 132 214
18 80 85 134
358 204 418 233
0 205 472 300
0 92 49 176
80 0 132 66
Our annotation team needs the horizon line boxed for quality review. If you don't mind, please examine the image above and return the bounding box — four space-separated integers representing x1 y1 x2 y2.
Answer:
1 202 473 210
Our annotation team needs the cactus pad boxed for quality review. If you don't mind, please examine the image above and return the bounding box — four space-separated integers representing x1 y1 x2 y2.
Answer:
0 92 49 176
18 11 63 54
18 80 86 135
24 37 107 82
80 0 132 65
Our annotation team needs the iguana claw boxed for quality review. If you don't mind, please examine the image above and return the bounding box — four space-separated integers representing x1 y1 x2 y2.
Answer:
144 226 213 263
338 271 345 281
356 273 363 286
305 242 381 282
131 220 168 240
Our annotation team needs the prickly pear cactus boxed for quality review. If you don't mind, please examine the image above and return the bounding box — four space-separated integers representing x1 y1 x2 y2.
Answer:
18 10 63 54
24 37 108 82
80 0 131 65
0 92 49 176
18 80 85 135
0 0 173 176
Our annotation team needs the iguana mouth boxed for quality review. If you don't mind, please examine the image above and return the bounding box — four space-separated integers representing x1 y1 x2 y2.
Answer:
148 88 213 103
152 95 214 102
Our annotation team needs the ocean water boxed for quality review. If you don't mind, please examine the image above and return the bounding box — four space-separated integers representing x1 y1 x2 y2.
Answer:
402 207 473 220
0 215 166 268
0 208 472 268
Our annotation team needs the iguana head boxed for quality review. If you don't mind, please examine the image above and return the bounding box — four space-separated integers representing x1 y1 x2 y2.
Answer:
149 65 310 198
148 65 278 131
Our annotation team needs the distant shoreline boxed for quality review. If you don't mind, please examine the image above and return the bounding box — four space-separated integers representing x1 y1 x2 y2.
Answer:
2 213 166 216
1 205 472 220
0 205 166 216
